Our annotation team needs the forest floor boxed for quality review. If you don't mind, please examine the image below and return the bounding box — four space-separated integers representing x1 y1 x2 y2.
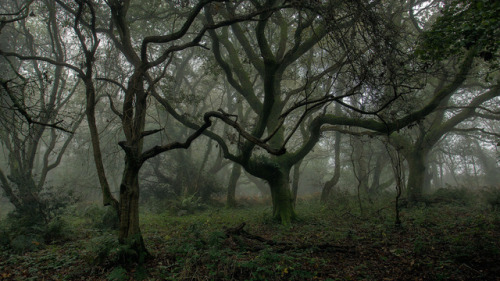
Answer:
1 193 500 280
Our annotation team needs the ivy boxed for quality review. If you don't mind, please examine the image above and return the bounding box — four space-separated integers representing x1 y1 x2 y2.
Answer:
416 0 500 63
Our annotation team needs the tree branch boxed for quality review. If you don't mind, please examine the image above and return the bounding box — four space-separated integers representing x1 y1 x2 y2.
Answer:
0 50 83 76
106 94 124 120
1 80 73 133
452 127 500 139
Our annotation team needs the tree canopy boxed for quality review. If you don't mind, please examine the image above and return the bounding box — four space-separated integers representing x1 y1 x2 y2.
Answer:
0 0 499 268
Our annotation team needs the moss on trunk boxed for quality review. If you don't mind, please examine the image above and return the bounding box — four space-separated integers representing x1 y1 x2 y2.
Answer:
118 162 149 263
268 171 296 225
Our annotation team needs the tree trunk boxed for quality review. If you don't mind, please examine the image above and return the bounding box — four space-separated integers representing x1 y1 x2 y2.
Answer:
423 164 433 193
321 172 341 203
226 164 241 208
5 164 45 221
246 172 270 199
18 176 43 219
321 131 341 203
369 154 385 194
291 159 302 205
85 80 118 211
268 170 296 225
352 137 369 192
475 142 500 186
407 150 428 203
0 169 22 210
118 160 148 263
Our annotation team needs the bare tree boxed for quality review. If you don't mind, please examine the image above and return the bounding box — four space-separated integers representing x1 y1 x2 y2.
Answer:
1 0 275 260
0 0 84 223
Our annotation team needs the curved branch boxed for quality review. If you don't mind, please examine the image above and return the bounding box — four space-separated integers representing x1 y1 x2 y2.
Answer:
289 49 477 165
0 168 22 210
452 127 500 139
97 77 127 92
0 80 73 133
106 94 124 120
147 6 274 69
205 11 262 113
149 87 237 162
141 0 223 62
140 114 212 164
0 50 83 76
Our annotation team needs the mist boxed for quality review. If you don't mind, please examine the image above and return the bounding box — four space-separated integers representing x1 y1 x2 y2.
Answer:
0 0 499 279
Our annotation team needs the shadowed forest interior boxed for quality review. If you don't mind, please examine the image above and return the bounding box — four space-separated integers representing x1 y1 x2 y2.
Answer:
0 0 499 280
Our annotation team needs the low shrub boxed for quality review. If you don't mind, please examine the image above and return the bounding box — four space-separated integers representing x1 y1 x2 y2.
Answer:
170 194 207 215
429 185 472 205
40 185 81 221
43 217 72 244
9 234 44 253
480 186 500 210
0 209 73 252
83 205 119 230
83 234 119 266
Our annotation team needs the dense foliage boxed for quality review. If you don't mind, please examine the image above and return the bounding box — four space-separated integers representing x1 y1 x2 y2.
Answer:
418 0 500 63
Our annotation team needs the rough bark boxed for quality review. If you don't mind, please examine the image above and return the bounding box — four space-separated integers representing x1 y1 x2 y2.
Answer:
118 160 148 261
227 164 242 208
268 169 296 225
291 159 302 205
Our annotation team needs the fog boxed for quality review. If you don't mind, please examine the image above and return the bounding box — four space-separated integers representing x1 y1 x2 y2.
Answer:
0 0 499 279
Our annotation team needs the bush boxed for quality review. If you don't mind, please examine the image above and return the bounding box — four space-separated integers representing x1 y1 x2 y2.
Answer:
480 186 500 210
0 184 81 252
429 186 472 205
107 266 128 281
172 194 207 215
198 174 225 202
140 173 224 214
43 218 72 244
140 183 177 206
39 185 82 221
9 234 44 253
83 205 119 230
0 209 73 253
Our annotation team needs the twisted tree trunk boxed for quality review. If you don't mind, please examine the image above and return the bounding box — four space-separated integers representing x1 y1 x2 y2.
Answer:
269 169 296 225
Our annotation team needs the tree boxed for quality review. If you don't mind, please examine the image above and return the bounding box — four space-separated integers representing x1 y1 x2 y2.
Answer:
1 0 271 261
392 0 500 201
313 0 499 203
320 131 341 203
0 0 83 225
389 82 499 201
155 0 428 224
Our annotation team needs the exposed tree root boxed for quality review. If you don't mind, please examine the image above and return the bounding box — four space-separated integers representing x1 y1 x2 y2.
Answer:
223 222 354 254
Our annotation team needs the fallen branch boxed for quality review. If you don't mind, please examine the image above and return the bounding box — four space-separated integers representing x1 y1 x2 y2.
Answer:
224 222 354 254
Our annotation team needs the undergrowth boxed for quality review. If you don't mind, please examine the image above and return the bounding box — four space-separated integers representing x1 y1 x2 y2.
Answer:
0 193 499 280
